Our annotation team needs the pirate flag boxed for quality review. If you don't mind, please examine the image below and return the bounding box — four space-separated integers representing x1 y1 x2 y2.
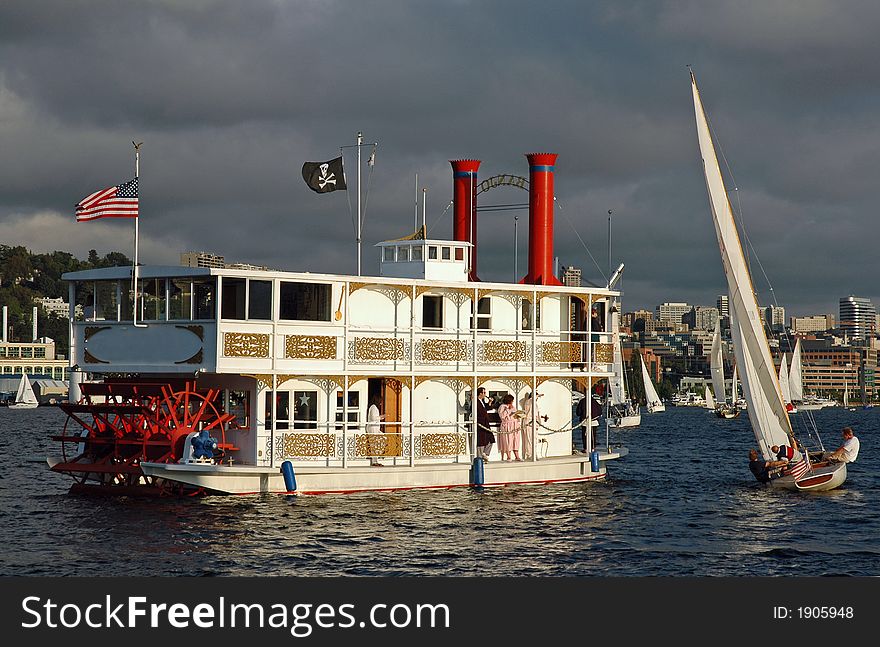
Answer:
302 156 347 193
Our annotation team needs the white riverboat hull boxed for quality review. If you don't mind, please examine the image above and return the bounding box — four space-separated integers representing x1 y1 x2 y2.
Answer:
770 462 846 492
141 449 628 495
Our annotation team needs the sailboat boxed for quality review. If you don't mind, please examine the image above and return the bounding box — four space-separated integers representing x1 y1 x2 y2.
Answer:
607 330 641 428
640 354 665 413
704 386 715 411
691 70 845 491
709 319 738 418
778 354 798 414
9 374 39 410
789 338 804 410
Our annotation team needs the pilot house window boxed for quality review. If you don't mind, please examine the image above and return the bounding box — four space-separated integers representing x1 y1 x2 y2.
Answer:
280 282 331 322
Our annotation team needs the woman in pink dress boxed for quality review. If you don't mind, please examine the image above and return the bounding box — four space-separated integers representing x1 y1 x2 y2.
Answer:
497 394 522 461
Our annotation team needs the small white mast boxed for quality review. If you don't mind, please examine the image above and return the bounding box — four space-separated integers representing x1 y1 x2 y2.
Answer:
356 131 363 276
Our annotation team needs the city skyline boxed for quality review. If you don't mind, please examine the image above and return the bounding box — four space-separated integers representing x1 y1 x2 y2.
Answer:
2 2 880 317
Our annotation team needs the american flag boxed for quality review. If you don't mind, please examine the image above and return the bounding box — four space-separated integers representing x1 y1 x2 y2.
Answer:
789 459 810 481
75 178 138 221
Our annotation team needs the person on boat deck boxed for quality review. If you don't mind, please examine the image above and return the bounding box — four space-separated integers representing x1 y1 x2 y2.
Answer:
476 387 495 461
748 449 788 483
367 394 385 467
497 394 522 461
520 392 539 461
770 443 803 464
828 427 860 463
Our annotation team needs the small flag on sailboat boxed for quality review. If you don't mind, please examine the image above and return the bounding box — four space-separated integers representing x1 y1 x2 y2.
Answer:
789 459 810 481
75 178 139 221
302 156 346 193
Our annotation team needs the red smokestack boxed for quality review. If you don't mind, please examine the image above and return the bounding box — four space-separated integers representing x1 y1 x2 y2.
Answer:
522 153 562 286
450 159 480 281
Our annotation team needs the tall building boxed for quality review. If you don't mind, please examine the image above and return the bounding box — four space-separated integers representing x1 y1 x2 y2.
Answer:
790 314 835 333
839 296 876 341
656 302 691 327
764 305 785 333
685 306 719 331
181 251 225 269
716 295 729 318
561 266 581 287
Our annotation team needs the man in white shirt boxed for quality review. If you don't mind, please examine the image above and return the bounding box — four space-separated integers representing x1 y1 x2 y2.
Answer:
828 427 860 463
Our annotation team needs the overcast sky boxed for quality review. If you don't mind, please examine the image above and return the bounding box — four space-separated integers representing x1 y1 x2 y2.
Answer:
2 0 879 318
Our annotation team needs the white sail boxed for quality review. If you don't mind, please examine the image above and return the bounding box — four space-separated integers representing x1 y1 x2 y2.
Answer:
609 331 628 406
778 353 792 404
640 354 662 408
691 72 793 459
789 338 804 402
705 386 715 410
14 375 38 406
710 319 727 404
843 384 849 408
731 364 738 401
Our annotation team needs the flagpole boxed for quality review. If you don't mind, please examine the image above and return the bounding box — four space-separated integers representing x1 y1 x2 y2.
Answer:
356 131 363 276
132 141 147 327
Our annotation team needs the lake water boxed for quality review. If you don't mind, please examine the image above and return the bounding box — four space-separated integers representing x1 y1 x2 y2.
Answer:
1 405 877 576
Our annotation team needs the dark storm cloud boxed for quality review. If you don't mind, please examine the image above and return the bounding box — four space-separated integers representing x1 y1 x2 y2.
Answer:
2 0 879 317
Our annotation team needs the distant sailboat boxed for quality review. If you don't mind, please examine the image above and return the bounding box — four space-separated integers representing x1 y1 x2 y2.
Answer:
691 69 844 491
704 386 715 411
789 339 804 405
640 354 665 413
9 374 39 410
607 330 641 428
778 354 797 413
710 318 739 418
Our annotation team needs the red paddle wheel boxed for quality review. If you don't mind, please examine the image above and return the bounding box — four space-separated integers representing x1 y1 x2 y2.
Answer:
52 379 236 496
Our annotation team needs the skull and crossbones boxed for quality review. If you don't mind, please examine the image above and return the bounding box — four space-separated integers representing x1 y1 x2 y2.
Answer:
318 163 336 189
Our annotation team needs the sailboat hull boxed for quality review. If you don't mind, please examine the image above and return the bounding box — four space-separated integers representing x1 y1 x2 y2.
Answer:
647 404 666 413
610 413 641 428
771 462 846 492
8 402 39 409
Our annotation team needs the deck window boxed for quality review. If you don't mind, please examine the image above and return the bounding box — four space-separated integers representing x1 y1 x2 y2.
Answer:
441 247 451 260
280 282 331 322
521 298 534 330
383 247 395 262
422 295 443 329
266 391 290 430
169 279 193 320
140 278 167 321
221 278 246 320
193 279 216 320
428 246 438 260
455 247 464 261
470 297 491 330
95 281 119 321
293 390 318 430
248 280 273 320
397 246 410 262
411 245 423 261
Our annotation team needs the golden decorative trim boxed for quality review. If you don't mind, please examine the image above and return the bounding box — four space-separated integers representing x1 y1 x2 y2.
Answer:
281 433 335 458
83 349 109 364
353 337 405 361
594 343 614 364
346 375 371 387
415 285 476 299
83 326 111 342
285 335 337 360
349 282 410 301
355 434 403 458
542 341 582 363
570 294 590 305
422 338 469 362
483 340 527 363
420 433 468 456
174 349 203 365
175 324 204 341
223 332 270 358
245 373 274 389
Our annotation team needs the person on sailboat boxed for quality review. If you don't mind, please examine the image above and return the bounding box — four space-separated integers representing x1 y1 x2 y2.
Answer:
771 443 803 464
827 427 860 464
748 449 788 484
